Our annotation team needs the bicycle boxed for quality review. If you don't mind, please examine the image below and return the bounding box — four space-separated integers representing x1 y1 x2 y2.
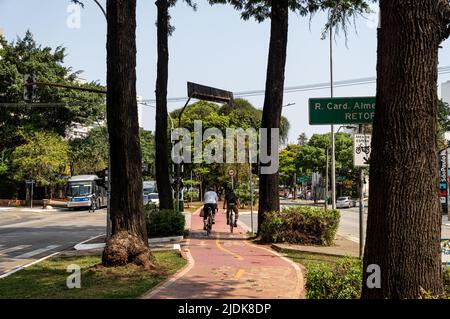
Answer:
227 206 237 234
205 206 213 236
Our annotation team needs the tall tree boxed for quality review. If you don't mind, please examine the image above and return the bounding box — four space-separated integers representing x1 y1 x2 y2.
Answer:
362 0 450 298
257 0 289 231
102 0 151 268
209 0 371 234
154 0 196 210
155 0 173 209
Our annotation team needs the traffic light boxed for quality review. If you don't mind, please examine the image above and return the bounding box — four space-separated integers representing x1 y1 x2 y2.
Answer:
23 74 37 102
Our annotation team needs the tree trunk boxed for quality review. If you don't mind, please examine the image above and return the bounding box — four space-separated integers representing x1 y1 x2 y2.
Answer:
155 0 174 210
362 0 444 298
103 0 151 268
257 0 288 234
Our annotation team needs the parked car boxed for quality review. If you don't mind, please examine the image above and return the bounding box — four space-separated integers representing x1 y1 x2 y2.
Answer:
336 196 356 208
147 193 159 206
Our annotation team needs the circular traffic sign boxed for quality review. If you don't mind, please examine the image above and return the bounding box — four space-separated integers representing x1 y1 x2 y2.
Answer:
228 169 235 177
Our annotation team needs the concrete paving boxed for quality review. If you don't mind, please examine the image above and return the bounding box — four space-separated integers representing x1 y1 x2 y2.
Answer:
143 203 304 299
0 207 106 275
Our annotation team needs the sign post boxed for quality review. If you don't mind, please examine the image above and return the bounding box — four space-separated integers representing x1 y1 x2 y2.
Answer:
440 151 448 215
228 169 235 190
25 179 35 208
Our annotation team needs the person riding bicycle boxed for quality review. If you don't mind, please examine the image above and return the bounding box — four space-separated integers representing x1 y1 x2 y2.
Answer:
203 187 218 230
223 188 239 227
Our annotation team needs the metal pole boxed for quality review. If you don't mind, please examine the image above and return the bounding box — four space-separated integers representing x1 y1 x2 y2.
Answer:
359 124 364 258
176 97 192 213
330 19 336 210
30 180 33 209
325 146 329 211
249 148 254 234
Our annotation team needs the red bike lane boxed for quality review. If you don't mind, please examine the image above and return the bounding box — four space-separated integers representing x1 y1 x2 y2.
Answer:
143 203 304 299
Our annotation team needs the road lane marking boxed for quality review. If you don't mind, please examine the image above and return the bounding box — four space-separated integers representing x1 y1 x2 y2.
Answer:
215 235 243 260
234 269 245 279
0 245 30 255
15 245 60 259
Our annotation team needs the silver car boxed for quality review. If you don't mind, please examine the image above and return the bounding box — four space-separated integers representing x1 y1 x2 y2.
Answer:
336 196 356 209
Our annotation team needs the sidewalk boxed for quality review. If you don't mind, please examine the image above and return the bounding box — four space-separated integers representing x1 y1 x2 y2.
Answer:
143 203 304 299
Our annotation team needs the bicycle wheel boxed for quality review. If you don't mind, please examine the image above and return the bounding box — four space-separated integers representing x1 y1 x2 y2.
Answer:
206 211 212 236
229 212 234 234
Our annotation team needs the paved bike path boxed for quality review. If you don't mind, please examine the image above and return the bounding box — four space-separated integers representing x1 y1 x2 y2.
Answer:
143 203 304 299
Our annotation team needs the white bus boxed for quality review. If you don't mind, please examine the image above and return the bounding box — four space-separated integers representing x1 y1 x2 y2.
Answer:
66 175 108 209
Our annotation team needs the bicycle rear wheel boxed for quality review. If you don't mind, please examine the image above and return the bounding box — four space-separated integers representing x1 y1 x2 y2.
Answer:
229 212 234 233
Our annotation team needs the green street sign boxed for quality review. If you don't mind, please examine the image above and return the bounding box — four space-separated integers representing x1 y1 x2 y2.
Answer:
296 176 308 184
337 176 346 181
309 96 376 125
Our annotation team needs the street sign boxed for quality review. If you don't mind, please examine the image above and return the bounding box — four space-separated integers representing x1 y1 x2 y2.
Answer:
337 176 346 181
309 97 376 125
228 169 235 177
439 151 448 213
353 134 372 167
25 179 35 184
296 176 308 184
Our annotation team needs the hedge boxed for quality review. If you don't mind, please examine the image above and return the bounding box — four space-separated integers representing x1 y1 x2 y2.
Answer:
306 257 362 299
260 206 340 246
144 204 185 238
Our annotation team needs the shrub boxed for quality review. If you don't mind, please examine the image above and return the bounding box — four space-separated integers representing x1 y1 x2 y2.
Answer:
444 267 450 295
145 206 185 238
306 257 362 299
260 206 340 246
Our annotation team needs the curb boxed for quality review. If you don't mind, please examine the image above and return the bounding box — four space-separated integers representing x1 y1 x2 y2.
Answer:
271 243 355 258
74 236 184 251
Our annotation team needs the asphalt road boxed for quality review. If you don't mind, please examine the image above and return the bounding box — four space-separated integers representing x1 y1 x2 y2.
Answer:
0 207 106 276
239 203 450 242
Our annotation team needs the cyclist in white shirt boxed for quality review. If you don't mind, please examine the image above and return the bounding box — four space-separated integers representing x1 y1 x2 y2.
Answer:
203 187 218 230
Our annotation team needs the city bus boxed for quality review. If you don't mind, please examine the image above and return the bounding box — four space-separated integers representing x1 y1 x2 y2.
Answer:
66 175 108 209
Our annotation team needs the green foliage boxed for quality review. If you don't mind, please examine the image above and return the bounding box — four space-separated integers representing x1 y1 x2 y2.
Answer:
208 1 372 35
260 206 340 246
437 99 450 150
69 126 108 175
234 181 256 206
11 131 69 186
0 31 106 194
145 206 186 238
306 257 362 299
140 129 156 178
279 144 301 186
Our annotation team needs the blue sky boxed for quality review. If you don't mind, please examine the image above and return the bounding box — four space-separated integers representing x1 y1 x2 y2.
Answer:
1 0 450 143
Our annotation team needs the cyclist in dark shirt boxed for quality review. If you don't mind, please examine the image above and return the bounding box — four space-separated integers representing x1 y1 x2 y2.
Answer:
223 189 239 227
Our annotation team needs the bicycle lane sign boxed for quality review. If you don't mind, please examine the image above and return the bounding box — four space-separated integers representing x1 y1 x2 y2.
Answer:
354 134 372 167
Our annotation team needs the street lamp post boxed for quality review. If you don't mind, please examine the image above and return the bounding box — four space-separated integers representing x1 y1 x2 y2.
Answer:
329 15 336 210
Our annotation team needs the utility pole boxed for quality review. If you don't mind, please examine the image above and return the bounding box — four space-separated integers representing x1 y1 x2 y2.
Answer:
30 180 34 209
249 147 254 234
330 18 336 210
359 124 365 258
325 146 329 211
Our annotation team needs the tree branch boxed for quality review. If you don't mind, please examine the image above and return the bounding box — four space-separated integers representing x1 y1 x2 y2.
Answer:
439 0 450 41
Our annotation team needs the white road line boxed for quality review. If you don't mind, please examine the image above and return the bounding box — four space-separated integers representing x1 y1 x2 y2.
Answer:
0 245 30 255
15 245 60 259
